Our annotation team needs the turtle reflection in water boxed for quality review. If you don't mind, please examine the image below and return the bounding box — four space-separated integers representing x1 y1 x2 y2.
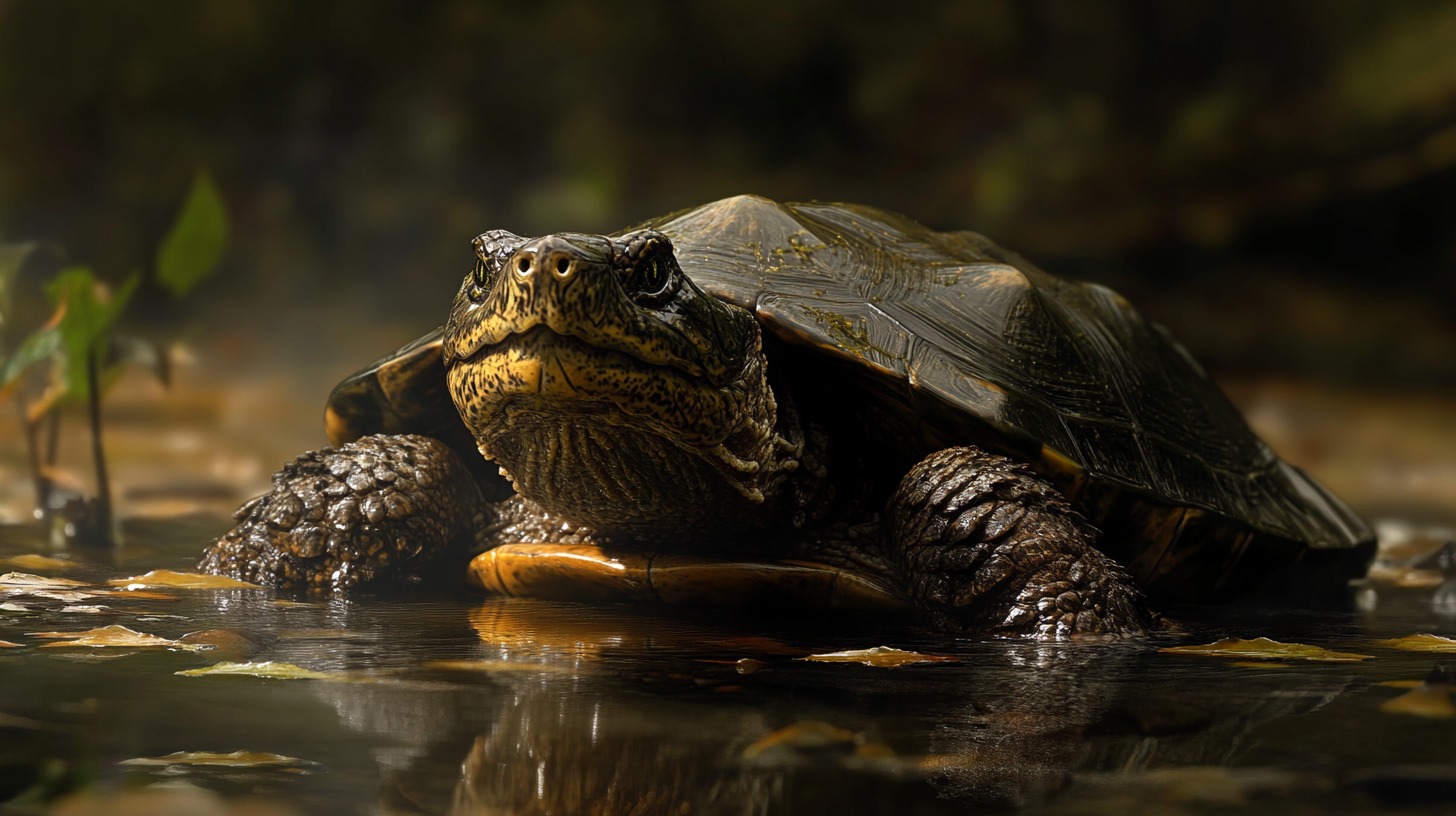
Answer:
200 196 1373 638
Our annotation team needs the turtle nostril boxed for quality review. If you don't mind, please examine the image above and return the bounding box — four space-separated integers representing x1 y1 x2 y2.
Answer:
515 257 532 276
555 257 571 276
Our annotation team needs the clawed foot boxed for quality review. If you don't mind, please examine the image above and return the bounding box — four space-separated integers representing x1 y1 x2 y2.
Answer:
887 447 1152 638
199 434 486 591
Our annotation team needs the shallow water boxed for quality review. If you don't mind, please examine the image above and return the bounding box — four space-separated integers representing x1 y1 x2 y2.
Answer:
2 513 1455 815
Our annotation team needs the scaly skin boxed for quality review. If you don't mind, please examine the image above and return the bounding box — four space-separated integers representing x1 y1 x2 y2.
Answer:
200 228 1154 637
199 435 486 591
887 447 1152 637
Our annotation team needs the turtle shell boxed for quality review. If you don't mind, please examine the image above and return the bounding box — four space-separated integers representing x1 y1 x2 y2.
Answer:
634 196 1372 602
329 195 1373 604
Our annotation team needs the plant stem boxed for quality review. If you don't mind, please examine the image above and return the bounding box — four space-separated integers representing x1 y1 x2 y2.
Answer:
85 346 113 544
15 393 50 517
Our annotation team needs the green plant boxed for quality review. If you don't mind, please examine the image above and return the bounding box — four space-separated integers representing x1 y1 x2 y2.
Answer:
0 170 229 544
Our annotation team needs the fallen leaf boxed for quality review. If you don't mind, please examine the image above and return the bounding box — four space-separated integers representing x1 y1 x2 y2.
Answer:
0 602 31 613
799 646 961 668
0 639 20 648
20 590 101 603
119 750 317 769
107 570 260 590
1159 637 1372 662
175 661 341 681
58 605 110 614
0 572 88 589
1375 634 1456 653
32 624 209 651
0 555 76 571
101 589 180 601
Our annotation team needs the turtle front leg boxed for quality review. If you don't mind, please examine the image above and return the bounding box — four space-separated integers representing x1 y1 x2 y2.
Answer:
199 434 490 591
886 446 1152 638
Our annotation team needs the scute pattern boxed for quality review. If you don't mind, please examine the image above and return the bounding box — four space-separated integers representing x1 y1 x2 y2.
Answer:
639 195 1371 553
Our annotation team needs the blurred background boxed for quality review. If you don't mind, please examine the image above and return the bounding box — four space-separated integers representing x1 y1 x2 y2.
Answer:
1 0 1454 526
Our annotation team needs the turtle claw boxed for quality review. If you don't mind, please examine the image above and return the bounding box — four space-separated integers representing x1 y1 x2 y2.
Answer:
199 434 486 591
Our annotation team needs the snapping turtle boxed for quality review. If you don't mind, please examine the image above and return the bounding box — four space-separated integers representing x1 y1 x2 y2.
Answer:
200 196 1373 637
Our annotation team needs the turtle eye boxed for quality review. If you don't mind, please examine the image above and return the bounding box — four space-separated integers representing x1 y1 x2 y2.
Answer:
635 255 670 298
468 257 496 299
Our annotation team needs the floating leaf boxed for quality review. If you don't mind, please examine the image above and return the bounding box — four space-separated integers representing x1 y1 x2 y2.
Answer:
1159 637 1372 662
1376 634 1456 653
104 589 181 601
33 624 207 651
799 646 961 668
107 570 259 590
0 555 75 571
17 590 102 604
0 639 20 648
120 750 316 769
156 171 229 298
0 572 88 589
175 661 340 681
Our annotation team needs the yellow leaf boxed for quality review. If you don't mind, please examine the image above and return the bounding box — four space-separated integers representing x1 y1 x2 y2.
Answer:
1159 637 1372 662
0 639 20 648
107 570 260 590
0 555 75 571
120 750 316 768
799 646 960 667
33 624 208 651
175 661 341 681
1375 634 1456 653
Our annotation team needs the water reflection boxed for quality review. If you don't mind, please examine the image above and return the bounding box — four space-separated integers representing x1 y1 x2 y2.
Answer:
3 522 1455 814
284 599 1366 814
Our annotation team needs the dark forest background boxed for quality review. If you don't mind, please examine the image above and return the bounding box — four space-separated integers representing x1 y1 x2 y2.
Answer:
3 0 1455 389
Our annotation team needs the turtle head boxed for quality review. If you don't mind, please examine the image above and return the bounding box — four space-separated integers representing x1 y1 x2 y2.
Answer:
442 228 798 540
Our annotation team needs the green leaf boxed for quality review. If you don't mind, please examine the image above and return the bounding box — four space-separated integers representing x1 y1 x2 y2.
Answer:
45 268 139 399
0 323 61 390
156 171 229 298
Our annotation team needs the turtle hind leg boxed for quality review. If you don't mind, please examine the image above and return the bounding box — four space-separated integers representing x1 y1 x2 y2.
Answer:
199 434 488 591
885 446 1152 638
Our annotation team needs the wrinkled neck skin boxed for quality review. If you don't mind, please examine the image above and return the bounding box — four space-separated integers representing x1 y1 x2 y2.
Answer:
461 333 811 548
